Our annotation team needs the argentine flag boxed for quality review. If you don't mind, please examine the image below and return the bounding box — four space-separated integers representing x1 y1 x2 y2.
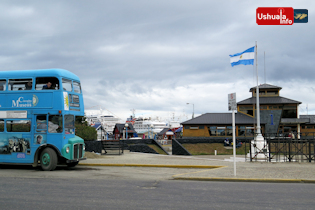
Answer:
229 46 255 67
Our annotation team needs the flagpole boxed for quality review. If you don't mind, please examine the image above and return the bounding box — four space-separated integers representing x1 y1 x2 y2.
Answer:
255 41 262 136
264 51 266 84
251 41 268 160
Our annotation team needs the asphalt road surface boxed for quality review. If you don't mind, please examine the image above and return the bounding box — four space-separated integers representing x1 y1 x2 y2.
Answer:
0 165 314 209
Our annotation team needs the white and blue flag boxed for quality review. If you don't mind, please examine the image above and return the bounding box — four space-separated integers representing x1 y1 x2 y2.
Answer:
229 46 255 67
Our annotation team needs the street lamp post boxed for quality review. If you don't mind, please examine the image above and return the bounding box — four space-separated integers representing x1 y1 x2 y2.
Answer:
125 123 129 139
150 125 154 139
186 103 194 118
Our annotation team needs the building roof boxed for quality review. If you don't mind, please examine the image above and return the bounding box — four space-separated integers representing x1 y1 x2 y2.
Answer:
249 83 282 92
91 123 102 130
158 128 169 135
280 118 309 124
237 96 301 105
115 123 136 133
300 115 315 124
181 112 258 125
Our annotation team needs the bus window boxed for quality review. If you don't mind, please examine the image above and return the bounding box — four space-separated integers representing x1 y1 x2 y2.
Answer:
48 115 62 133
6 120 31 132
0 120 4 132
35 77 59 90
25 81 33 90
65 115 74 134
73 81 81 93
36 115 47 132
0 80 6 91
8 79 32 91
62 79 72 91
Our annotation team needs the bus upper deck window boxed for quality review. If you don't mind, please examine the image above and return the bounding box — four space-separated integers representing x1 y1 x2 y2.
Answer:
73 81 81 93
62 79 72 92
8 79 32 91
0 80 6 91
35 77 59 90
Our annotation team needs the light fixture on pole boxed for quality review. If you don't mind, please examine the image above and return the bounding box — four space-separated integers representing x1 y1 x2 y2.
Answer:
125 123 129 140
186 103 194 118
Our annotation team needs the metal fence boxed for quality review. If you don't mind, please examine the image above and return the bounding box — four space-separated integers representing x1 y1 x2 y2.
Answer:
245 132 315 163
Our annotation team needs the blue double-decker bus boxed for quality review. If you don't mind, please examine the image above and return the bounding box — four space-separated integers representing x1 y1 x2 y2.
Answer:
0 69 85 170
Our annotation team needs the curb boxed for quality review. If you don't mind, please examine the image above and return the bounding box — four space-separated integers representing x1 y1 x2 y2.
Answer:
79 163 224 169
173 177 315 183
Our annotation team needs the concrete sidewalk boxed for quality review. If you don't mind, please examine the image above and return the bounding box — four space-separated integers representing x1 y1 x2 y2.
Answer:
79 151 315 183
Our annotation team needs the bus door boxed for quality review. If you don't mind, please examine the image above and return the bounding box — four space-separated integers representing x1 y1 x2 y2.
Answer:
34 115 48 146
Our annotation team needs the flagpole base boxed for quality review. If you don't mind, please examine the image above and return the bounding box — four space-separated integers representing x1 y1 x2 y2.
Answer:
247 134 269 160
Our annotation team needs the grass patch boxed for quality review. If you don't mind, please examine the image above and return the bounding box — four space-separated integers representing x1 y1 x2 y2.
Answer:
148 144 168 155
182 143 247 155
84 151 107 159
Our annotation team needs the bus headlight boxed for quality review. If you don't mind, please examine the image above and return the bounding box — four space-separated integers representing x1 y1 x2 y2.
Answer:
83 145 85 151
66 147 70 153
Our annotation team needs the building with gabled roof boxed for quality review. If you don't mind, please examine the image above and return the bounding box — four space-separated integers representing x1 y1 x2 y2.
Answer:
181 83 312 139
113 123 137 139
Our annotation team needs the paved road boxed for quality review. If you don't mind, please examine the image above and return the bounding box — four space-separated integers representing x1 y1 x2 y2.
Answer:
80 152 315 183
0 177 314 210
0 164 206 181
1 152 315 209
2 151 315 183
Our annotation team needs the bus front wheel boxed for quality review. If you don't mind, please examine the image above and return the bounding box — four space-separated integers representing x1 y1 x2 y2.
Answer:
40 148 57 171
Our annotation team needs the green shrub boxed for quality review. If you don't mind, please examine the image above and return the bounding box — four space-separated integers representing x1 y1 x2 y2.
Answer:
75 123 97 141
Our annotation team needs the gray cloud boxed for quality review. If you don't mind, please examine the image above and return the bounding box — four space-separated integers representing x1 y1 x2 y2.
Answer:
0 0 314 119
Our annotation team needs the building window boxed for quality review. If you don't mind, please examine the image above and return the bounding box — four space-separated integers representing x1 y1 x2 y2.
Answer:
239 106 254 116
217 127 225 136
226 126 232 136
190 126 199 130
246 127 255 137
208 126 216 136
238 126 245 136
282 110 296 118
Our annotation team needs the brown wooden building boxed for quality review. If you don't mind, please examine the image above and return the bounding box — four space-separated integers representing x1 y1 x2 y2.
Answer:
182 84 315 138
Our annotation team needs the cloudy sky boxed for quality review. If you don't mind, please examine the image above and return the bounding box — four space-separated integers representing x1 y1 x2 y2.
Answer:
0 0 314 122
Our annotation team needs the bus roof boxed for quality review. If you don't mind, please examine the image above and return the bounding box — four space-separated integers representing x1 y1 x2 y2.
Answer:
0 69 80 81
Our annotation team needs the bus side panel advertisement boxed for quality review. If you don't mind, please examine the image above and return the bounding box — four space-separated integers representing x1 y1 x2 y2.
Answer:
0 134 31 155
3 93 53 108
